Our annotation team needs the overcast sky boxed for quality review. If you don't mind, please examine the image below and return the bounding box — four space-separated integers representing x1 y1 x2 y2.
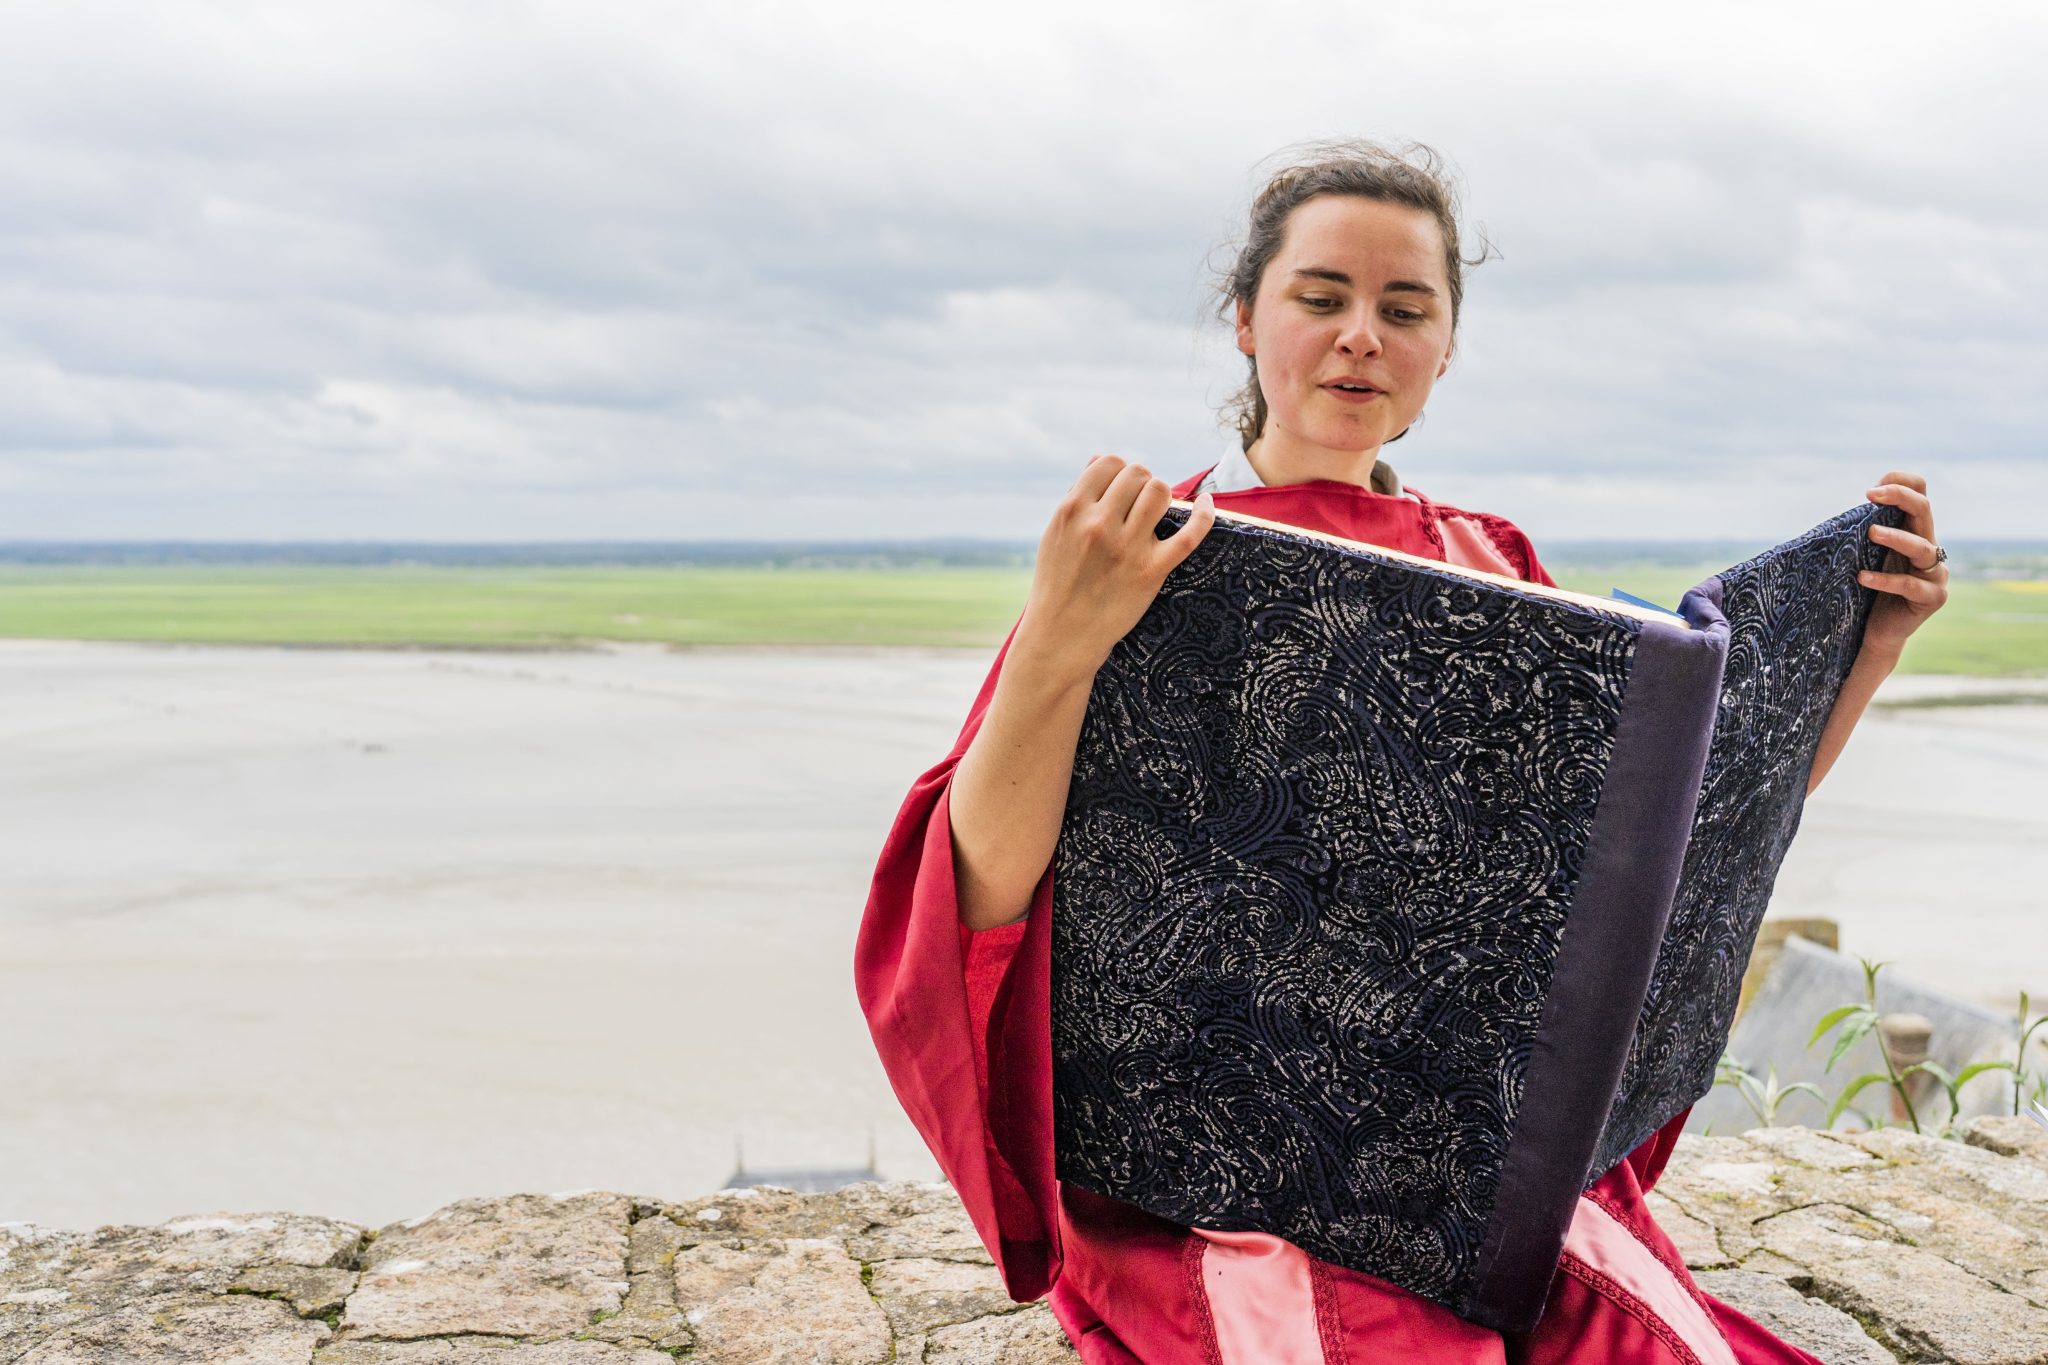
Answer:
1 0 2042 543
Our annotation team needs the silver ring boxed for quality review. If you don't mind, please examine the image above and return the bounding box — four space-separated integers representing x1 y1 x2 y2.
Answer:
1917 545 1947 573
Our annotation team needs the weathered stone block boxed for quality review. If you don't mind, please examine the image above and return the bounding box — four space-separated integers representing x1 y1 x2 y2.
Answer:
923 1303 1080 1363
1692 1271 1893 1365
671 1236 890 1364
12 1289 330 1364
232 1264 359 1318
313 1342 674 1363
866 1255 1014 1336
339 1194 630 1340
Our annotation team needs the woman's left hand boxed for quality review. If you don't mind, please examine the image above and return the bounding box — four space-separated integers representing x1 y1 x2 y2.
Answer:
1857 470 1950 664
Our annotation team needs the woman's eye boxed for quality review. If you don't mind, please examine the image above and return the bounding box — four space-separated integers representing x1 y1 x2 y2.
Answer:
1301 296 1340 309
1386 308 1424 322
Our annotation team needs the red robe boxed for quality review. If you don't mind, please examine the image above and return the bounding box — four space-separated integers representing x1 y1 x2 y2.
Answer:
856 471 1819 1365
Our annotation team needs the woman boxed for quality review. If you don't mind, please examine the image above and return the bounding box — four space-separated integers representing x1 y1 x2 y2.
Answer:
855 141 1948 1363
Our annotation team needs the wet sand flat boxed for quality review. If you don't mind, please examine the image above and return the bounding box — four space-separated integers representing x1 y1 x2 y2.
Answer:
2 641 2043 1230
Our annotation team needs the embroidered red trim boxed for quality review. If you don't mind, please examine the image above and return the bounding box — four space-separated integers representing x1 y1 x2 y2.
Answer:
1557 1252 1703 1365
1308 1256 1344 1362
1464 509 1539 580
1584 1189 1735 1349
1182 1233 1225 1365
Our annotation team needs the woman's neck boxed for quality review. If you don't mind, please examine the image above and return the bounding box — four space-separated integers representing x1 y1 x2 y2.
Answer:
1244 435 1383 490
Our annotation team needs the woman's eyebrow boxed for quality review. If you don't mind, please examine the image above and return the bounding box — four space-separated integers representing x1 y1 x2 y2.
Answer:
1291 267 1439 297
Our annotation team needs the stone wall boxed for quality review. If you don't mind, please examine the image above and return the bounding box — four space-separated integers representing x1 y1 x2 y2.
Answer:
4 1119 2045 1363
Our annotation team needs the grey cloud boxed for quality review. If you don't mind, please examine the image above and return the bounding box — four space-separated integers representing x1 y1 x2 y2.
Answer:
0 0 2042 539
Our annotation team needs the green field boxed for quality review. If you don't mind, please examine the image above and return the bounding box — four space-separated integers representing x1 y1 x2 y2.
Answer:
0 563 2042 677
0 565 1034 649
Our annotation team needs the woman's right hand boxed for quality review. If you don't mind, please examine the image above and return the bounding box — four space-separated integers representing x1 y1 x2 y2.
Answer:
1012 455 1217 685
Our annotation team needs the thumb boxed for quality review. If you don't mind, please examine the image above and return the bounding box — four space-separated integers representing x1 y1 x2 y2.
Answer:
1159 491 1217 571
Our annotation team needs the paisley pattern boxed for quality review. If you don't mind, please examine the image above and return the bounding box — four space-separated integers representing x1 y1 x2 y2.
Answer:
1591 503 1898 1172
1051 509 1645 1309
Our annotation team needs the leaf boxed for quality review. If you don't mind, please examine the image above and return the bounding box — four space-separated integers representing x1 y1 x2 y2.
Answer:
1829 1072 1893 1128
1956 1060 2015 1088
1828 1013 1879 1072
1808 1005 1865 1049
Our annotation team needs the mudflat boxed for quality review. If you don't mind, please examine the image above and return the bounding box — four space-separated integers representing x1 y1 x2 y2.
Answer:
2 640 2042 1231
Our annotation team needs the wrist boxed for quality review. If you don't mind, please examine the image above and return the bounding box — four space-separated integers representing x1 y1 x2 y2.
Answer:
1856 637 1905 674
1006 613 1104 699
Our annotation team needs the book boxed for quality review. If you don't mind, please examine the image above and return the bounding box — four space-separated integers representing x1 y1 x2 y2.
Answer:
1049 500 1898 1331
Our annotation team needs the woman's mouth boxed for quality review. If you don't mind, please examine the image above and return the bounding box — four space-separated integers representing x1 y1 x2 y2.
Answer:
1323 381 1382 403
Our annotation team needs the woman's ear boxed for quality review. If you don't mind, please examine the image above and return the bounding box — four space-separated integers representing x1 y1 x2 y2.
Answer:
1234 299 1255 356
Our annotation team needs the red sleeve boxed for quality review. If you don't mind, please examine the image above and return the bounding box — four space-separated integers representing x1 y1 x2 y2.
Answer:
1619 1108 1690 1193
852 626 1061 1301
1472 510 1558 588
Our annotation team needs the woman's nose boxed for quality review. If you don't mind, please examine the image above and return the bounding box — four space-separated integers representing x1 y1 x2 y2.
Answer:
1336 308 1381 357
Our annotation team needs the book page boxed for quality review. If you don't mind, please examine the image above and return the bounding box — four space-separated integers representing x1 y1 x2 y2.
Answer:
1173 499 1692 630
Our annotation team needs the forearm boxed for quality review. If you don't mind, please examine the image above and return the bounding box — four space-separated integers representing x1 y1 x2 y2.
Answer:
949 632 1098 932
1806 642 1902 795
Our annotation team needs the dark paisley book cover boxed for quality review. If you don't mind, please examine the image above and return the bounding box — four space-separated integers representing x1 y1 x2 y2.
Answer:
1049 501 1898 1330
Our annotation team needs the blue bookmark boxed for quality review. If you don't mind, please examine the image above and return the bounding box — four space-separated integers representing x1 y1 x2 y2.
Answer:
1610 588 1685 619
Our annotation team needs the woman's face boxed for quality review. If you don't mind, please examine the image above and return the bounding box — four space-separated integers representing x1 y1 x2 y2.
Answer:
1235 195 1456 464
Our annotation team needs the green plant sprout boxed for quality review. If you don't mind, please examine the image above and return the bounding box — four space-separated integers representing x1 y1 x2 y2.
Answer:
2010 991 2048 1117
1706 959 2048 1142
1809 957 1922 1135
1807 959 2040 1139
1714 1054 1825 1129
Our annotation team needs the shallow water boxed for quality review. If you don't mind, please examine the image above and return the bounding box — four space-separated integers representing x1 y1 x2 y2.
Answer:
1 641 2042 1230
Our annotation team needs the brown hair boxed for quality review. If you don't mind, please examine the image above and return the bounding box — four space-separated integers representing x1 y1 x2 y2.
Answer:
1216 139 1493 452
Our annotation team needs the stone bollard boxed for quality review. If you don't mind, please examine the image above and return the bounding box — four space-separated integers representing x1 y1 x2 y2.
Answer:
1878 1012 1935 1121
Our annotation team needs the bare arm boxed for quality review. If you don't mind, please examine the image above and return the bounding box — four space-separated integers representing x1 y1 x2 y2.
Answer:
1805 639 1900 795
1805 472 1949 795
948 637 1096 932
949 457 1214 932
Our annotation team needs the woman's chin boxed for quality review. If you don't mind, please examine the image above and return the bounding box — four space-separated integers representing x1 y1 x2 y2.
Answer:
1302 429 1387 461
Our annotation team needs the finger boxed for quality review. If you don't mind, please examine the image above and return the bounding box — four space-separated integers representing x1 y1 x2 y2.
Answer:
1868 522 1942 571
1158 492 1217 571
1069 454 1127 504
1124 473 1172 531
1867 477 1936 546
1099 462 1154 523
1858 568 1947 607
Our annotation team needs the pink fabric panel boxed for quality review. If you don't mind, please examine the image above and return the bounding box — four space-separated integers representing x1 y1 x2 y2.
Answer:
1193 1228 1327 1364
1437 514 1525 578
1049 1186 1227 1362
1561 1197 1738 1365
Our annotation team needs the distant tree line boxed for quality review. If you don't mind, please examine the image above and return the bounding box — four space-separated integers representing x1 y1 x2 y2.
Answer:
0 539 2040 576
